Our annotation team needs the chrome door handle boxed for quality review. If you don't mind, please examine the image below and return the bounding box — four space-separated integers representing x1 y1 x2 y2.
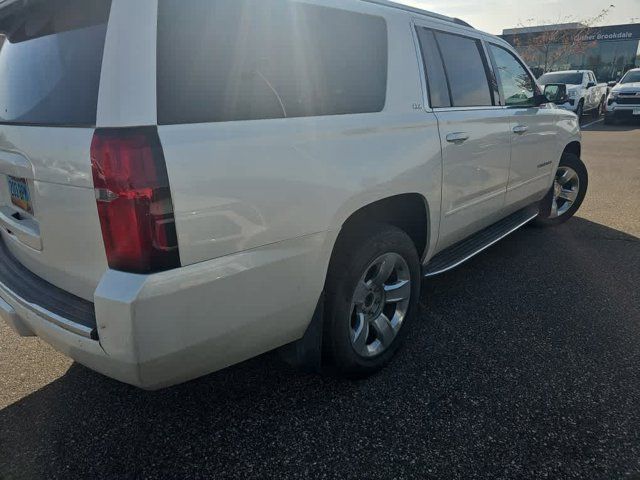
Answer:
513 125 528 134
446 132 470 143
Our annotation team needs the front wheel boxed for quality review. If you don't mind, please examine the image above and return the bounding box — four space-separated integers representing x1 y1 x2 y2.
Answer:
592 96 605 118
533 152 588 227
575 100 584 119
599 96 606 115
324 225 421 377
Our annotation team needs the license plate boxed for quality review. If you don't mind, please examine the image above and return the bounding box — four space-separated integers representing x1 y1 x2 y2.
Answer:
633 108 640 116
7 176 33 214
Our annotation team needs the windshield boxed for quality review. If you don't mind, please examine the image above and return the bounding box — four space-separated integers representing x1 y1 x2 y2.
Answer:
538 72 583 85
620 71 640 84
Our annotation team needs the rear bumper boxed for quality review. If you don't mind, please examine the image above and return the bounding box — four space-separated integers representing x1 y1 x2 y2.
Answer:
0 296 141 386
1 231 334 389
0 237 97 338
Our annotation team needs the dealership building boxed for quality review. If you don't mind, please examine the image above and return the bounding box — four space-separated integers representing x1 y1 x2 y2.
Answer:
501 23 640 82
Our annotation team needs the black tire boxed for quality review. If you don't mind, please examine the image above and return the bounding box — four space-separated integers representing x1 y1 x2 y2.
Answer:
576 99 584 119
533 152 588 228
323 224 421 377
604 115 615 125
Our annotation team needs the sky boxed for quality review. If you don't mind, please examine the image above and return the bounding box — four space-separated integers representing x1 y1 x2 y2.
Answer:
407 0 640 34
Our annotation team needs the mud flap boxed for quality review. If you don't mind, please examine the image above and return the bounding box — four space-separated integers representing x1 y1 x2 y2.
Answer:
539 183 555 218
278 294 324 373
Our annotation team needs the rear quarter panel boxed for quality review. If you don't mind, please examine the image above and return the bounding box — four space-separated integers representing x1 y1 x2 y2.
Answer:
157 2 443 267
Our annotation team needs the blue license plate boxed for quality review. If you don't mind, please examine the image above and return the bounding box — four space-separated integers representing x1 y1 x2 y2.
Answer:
7 176 33 214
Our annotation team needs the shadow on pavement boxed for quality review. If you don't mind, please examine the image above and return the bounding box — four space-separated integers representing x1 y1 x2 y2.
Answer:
1 217 639 479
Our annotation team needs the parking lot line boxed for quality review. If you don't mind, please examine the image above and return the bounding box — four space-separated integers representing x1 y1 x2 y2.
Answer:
581 118 605 129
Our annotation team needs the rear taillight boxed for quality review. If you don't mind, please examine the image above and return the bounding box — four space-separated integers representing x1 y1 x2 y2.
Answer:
90 128 180 274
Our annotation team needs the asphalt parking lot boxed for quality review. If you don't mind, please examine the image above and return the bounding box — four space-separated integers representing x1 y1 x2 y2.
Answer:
1 119 639 480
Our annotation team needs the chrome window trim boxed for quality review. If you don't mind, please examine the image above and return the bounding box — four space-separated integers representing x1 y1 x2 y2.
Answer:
431 106 508 112
410 19 433 112
412 20 500 111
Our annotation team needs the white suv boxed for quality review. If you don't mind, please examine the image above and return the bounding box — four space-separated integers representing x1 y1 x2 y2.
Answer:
0 0 586 389
605 68 640 124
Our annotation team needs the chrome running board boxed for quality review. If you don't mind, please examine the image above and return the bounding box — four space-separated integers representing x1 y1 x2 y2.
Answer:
423 205 539 277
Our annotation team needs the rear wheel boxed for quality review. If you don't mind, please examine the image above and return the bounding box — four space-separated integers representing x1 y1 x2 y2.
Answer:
324 225 421 377
533 152 588 227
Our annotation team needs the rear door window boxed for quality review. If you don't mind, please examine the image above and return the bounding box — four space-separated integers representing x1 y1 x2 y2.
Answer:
157 0 388 125
0 0 111 126
415 28 451 108
433 31 494 107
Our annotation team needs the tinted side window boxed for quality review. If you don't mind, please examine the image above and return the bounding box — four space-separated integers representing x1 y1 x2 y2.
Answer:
434 32 493 107
489 44 535 107
416 28 451 108
0 0 111 126
157 0 388 125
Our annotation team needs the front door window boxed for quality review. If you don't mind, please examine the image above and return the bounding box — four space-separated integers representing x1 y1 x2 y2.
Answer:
489 44 536 107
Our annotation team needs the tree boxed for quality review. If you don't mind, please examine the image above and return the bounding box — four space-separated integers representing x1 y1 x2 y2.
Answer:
511 7 613 74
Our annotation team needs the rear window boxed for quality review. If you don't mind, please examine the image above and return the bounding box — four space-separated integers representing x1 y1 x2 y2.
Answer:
538 72 583 85
0 0 111 126
157 0 388 125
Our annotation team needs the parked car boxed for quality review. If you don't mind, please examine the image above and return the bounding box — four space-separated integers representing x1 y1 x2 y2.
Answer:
538 70 608 118
605 68 640 124
0 0 587 389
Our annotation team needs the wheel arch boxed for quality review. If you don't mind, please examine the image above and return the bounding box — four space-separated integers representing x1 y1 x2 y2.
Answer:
562 141 581 159
284 193 432 372
329 193 431 265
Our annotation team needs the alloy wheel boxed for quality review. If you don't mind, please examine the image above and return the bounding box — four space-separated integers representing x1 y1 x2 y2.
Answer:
349 253 411 358
550 166 580 218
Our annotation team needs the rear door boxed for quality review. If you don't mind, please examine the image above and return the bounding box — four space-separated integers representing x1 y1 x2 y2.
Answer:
486 42 557 208
0 0 111 300
415 26 511 250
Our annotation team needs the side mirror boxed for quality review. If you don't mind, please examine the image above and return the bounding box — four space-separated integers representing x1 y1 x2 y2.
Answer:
608 81 618 88
586 82 596 89
543 83 568 104
533 93 549 106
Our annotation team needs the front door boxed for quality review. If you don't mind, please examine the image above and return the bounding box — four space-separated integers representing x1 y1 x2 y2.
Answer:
487 43 558 207
586 72 599 110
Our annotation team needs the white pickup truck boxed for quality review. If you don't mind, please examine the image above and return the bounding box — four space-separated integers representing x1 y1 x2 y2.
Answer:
605 68 640 124
538 70 609 118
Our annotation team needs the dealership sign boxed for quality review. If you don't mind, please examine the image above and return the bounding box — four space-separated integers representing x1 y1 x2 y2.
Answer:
576 31 636 42
502 23 640 44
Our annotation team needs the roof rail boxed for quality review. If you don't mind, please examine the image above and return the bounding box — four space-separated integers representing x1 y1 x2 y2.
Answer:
359 0 474 29
453 18 474 28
